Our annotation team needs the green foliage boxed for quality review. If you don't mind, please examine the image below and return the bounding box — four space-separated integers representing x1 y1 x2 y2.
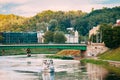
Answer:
80 59 109 65
46 55 62 59
112 26 120 48
62 56 74 60
75 6 120 36
89 34 97 43
43 31 54 43
0 34 3 42
99 47 120 61
36 21 48 32
100 24 120 48
53 31 66 43
0 14 27 32
0 6 120 36
43 31 66 44
46 55 74 60
80 59 120 76
49 19 59 31
23 10 86 34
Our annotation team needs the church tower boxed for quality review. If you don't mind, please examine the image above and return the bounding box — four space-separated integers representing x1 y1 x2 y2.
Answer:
75 30 78 37
74 30 79 43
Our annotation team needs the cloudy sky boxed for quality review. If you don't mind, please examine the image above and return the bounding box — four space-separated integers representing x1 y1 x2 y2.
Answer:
0 0 120 17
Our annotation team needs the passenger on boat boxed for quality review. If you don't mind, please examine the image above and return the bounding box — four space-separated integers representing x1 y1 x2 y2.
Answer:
42 59 54 73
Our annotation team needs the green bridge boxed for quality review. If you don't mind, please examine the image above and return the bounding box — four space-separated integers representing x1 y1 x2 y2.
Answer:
0 44 87 50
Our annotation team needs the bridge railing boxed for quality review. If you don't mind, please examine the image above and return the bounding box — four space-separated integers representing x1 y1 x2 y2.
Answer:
0 44 87 50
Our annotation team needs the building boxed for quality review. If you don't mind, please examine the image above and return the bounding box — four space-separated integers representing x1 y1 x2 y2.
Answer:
65 30 79 43
89 25 102 43
114 19 120 27
1 29 79 44
2 32 37 44
37 31 44 43
89 25 100 39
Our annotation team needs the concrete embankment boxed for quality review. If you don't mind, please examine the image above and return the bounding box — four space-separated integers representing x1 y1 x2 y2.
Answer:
86 43 108 57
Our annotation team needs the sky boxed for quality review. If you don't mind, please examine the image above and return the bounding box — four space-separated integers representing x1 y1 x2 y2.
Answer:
0 0 120 17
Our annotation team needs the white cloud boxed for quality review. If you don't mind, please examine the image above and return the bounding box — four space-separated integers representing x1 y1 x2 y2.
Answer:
0 5 2 8
11 4 40 17
1 9 7 13
1 0 120 17
9 0 95 17
0 0 30 4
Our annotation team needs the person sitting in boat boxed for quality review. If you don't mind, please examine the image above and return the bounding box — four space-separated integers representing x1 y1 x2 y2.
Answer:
42 60 49 70
49 60 54 72
42 59 54 73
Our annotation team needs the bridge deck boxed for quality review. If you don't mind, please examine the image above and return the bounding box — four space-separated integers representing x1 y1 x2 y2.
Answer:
0 44 87 50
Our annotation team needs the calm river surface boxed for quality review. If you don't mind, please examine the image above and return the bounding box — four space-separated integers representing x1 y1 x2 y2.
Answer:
0 54 120 80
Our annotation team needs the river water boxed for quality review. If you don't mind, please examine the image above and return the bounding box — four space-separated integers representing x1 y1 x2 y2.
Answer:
0 54 120 80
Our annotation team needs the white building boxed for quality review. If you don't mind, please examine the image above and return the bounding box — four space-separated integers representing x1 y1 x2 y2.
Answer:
37 29 79 44
37 31 44 43
65 30 79 43
114 19 120 26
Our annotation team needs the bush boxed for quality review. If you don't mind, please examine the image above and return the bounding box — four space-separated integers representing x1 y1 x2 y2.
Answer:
46 55 74 60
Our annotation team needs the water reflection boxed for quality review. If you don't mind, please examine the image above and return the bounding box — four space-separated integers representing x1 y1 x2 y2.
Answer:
42 72 54 80
86 63 108 80
105 72 120 80
1 55 120 80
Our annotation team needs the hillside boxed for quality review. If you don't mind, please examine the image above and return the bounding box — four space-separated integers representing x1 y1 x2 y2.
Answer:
0 6 120 36
29 6 120 35
99 47 120 61
75 6 120 35
0 14 28 32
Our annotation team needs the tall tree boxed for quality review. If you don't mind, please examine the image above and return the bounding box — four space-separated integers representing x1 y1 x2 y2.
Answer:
36 22 48 32
43 31 53 43
0 34 3 43
53 31 66 43
49 19 59 31
100 24 120 48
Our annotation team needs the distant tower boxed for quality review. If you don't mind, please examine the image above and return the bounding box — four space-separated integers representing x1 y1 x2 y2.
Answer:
75 30 78 37
74 30 79 43
91 8 94 12
47 26 49 31
37 31 44 43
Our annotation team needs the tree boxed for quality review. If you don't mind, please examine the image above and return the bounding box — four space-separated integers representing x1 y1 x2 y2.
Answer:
89 34 97 43
53 31 66 43
49 19 59 31
100 24 113 48
100 24 120 48
43 31 53 43
112 26 120 48
36 22 48 32
0 34 3 43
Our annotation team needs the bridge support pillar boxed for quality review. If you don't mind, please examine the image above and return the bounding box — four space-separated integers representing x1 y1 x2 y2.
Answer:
81 50 86 58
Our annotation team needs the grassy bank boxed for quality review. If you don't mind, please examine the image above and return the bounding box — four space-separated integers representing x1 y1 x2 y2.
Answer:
81 59 120 76
81 59 109 65
99 47 120 61
0 48 59 56
46 55 74 60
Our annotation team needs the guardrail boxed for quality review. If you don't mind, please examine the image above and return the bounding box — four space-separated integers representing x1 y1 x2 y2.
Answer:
0 44 87 50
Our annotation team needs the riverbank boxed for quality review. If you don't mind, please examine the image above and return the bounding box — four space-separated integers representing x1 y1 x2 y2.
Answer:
98 47 120 61
80 59 120 76
80 47 120 76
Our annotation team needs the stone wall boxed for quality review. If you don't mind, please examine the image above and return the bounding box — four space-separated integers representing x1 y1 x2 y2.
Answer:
87 43 108 57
